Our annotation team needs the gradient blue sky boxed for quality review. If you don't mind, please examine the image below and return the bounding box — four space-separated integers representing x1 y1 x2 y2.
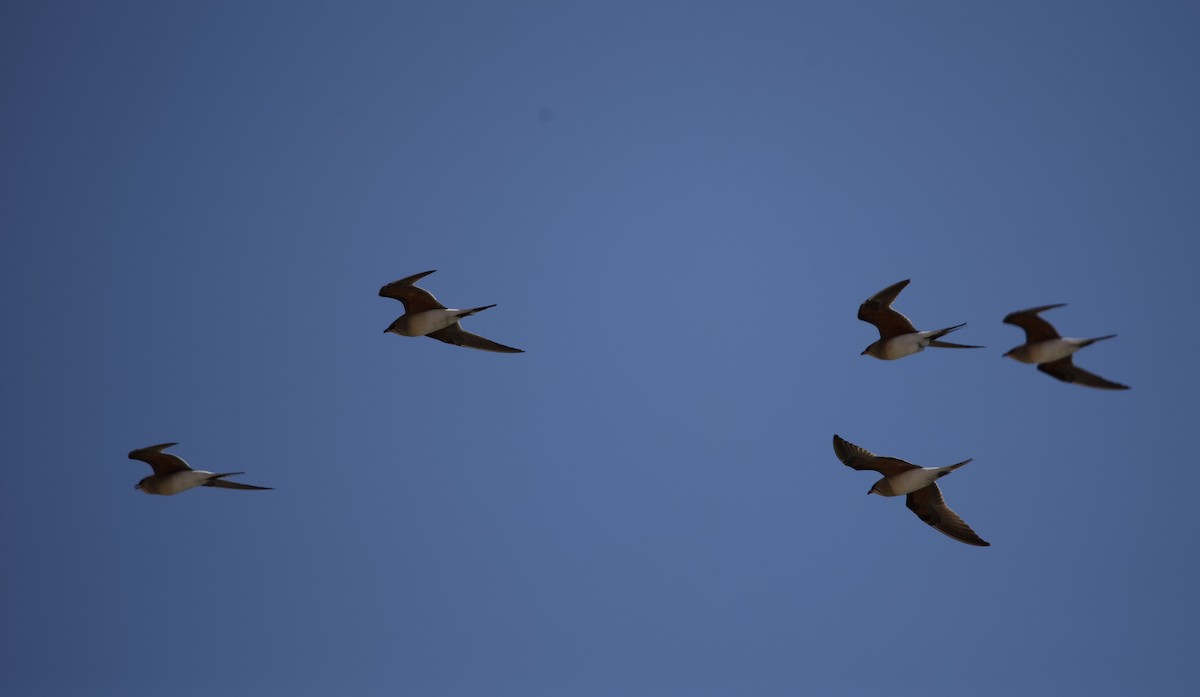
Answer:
3 2 1199 695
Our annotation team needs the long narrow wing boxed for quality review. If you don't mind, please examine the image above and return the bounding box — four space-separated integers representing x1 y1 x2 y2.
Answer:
128 443 191 476
1038 357 1130 390
379 270 444 313
832 435 917 476
1003 304 1066 343
204 477 273 491
427 324 524 353
905 484 990 546
858 279 917 339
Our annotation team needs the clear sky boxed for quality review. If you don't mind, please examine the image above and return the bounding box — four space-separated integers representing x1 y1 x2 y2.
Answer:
3 1 1199 695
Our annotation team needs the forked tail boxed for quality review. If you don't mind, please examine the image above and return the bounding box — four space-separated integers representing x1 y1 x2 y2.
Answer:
928 324 983 349
935 458 974 478
457 304 497 319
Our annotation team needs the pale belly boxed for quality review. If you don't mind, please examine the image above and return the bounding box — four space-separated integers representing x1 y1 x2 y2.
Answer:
397 309 460 337
151 471 212 495
1017 339 1079 364
879 334 926 360
878 469 938 496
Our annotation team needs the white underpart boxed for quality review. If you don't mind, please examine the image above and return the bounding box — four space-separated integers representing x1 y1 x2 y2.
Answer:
873 466 959 496
878 332 934 360
1013 338 1087 364
150 470 217 495
398 309 464 337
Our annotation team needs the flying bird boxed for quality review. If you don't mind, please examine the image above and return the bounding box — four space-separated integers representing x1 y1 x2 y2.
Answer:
857 279 982 359
1002 304 1129 390
832 434 989 547
128 443 273 495
379 270 523 353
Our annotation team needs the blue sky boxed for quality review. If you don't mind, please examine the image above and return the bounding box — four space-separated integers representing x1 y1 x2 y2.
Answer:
3 1 1199 695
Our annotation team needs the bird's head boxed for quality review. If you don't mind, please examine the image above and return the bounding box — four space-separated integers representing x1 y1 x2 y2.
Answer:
134 477 151 494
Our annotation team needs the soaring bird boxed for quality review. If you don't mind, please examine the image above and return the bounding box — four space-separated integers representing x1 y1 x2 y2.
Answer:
1002 304 1128 390
128 443 272 495
857 279 982 360
379 270 523 353
832 435 989 547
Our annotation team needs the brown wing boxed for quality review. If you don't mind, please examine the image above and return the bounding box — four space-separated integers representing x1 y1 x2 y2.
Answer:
1038 357 1130 390
128 443 191 476
1003 304 1065 343
204 478 273 491
858 279 917 339
427 324 524 353
378 270 444 313
832 435 918 476
905 484 990 546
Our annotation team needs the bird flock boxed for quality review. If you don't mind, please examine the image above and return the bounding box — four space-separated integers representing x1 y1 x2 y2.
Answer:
125 271 1128 548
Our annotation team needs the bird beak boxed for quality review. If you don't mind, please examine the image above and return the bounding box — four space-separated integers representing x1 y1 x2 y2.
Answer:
383 328 389 334
860 349 868 356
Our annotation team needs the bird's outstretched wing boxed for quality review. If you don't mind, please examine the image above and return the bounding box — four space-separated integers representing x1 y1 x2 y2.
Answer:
427 324 524 353
832 435 917 477
204 478 273 491
128 443 191 476
905 484 990 546
1038 357 1129 390
1003 304 1066 343
858 279 918 339
379 270 444 313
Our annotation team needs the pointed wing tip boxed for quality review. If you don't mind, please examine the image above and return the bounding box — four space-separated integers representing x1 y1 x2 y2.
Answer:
128 442 178 459
1004 303 1067 322
205 480 274 491
378 269 438 294
832 435 875 468
1038 360 1130 390
956 535 991 547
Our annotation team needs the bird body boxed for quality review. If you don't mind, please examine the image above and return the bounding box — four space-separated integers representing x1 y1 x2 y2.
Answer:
128 443 272 496
137 469 241 495
386 306 496 337
857 279 982 360
868 460 969 497
379 270 523 353
1002 304 1127 390
863 324 970 360
1004 335 1116 365
832 435 988 546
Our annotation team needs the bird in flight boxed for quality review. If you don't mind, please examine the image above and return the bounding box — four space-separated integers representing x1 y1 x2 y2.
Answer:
379 270 524 353
127 443 272 495
1002 304 1129 390
857 279 982 360
832 435 989 547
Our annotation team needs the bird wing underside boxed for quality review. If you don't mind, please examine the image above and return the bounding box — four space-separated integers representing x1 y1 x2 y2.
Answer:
859 306 918 340
858 280 918 339
1038 357 1130 390
204 478 273 491
905 484 989 546
128 443 192 476
427 324 524 353
1003 305 1065 343
378 270 444 313
832 436 917 476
